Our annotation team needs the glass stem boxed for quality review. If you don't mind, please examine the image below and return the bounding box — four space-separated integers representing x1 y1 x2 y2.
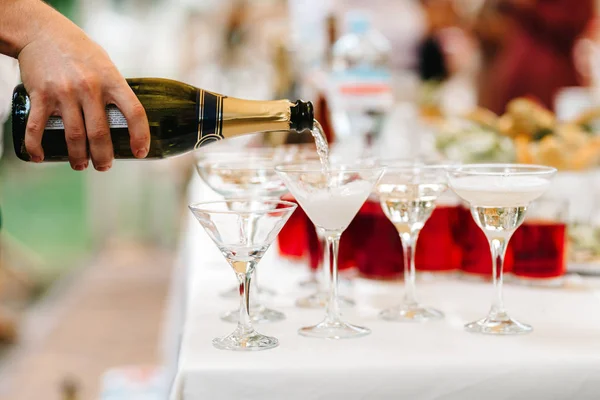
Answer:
250 269 260 309
400 231 419 306
489 237 509 318
325 232 342 323
317 228 330 294
237 269 254 334
241 213 261 309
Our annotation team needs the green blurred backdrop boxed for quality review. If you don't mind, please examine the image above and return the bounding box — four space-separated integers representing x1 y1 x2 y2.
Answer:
1 0 90 283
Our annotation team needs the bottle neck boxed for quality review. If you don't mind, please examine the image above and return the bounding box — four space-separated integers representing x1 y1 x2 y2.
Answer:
195 91 314 147
221 97 295 137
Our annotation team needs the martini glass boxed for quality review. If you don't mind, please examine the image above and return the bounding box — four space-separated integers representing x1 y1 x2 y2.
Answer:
197 158 289 323
194 146 281 165
276 162 384 339
376 163 449 322
198 159 288 200
290 152 367 308
189 199 296 350
448 164 556 335
295 155 381 308
285 149 376 292
195 148 283 299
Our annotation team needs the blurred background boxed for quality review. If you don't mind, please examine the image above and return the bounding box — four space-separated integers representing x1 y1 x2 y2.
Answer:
2 0 600 398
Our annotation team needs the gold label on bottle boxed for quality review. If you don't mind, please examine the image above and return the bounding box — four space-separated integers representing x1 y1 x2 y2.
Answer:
195 90 226 149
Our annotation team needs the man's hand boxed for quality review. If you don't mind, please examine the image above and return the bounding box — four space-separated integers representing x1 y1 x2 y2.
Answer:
1 0 150 171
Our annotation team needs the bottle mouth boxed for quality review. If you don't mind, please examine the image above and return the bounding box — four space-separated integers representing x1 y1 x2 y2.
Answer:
290 100 314 132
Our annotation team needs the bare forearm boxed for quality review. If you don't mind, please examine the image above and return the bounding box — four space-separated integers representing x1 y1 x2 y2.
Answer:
0 0 65 58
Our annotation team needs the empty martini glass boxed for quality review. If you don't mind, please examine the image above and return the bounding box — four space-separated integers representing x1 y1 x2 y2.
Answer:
448 164 556 335
195 148 281 298
198 158 289 323
189 199 296 350
276 162 384 339
376 162 449 322
196 152 285 306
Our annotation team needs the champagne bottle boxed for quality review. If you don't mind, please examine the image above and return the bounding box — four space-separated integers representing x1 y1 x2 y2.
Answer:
11 78 314 162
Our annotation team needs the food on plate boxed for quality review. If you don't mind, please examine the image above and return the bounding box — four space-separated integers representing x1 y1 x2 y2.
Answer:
435 97 600 171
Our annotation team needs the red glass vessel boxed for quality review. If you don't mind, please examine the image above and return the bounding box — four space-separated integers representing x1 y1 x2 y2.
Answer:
353 200 403 279
415 206 463 272
457 209 566 280
511 221 567 279
276 195 308 261
351 201 463 279
277 198 567 282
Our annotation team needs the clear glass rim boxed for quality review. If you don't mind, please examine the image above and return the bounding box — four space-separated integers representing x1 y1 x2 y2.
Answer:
276 143 317 151
449 163 557 177
378 157 458 167
274 162 385 174
201 160 280 172
381 163 455 173
194 147 278 159
194 145 318 162
196 156 276 169
188 199 297 215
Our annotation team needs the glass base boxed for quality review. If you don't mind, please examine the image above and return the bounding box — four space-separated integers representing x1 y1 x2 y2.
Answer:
338 272 355 288
459 271 491 283
221 305 285 324
465 313 532 335
511 274 565 288
298 319 370 339
213 330 279 351
220 285 276 298
380 304 444 322
298 273 319 289
419 270 459 281
339 268 358 281
298 275 353 290
295 292 355 309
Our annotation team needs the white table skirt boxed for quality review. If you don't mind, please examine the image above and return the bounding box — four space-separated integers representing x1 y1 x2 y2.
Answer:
166 176 600 400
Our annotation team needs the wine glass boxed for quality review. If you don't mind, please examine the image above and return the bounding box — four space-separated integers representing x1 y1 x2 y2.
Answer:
196 157 289 323
189 199 297 350
448 164 556 335
276 162 384 339
376 162 449 322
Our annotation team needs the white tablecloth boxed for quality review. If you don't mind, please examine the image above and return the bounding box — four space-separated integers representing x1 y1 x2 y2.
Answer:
166 176 600 400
